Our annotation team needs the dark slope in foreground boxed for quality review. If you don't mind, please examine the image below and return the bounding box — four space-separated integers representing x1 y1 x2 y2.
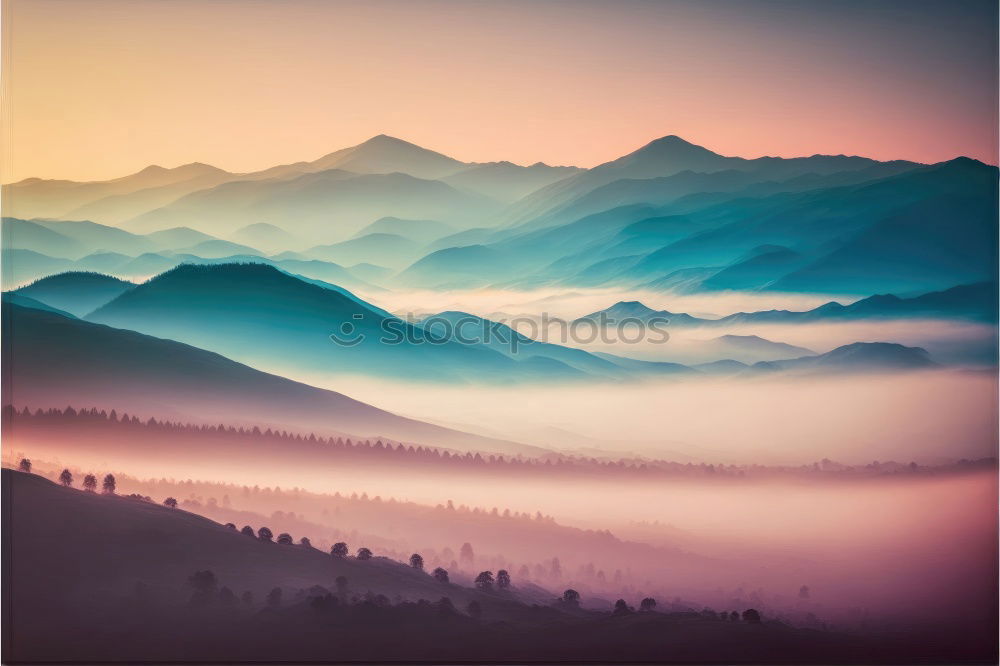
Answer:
5 469 991 664
1 303 542 456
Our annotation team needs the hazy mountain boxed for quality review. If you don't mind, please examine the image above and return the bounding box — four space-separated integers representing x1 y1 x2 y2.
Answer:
500 135 921 230
767 169 998 294
114 252 182 278
443 161 582 203
716 282 998 327
604 158 996 293
12 272 135 317
4 302 540 455
2 249 75 287
125 170 501 239
750 342 936 374
638 267 721 293
354 217 456 244
72 251 134 274
708 335 814 362
171 239 265 258
576 300 706 326
2 162 230 221
228 223 298 253
306 134 468 179
691 359 750 375
2 219 88 258
698 245 808 291
145 226 220 249
62 165 235 224
395 245 510 288
579 283 997 332
303 233 422 268
85 263 592 383
347 262 394 284
402 152 958 291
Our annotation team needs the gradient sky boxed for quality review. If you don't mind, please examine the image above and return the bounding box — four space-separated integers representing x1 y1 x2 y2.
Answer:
2 0 997 182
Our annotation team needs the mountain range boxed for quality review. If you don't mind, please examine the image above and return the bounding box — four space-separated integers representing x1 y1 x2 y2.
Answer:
5 265 961 385
578 282 998 327
1 301 541 455
4 134 996 297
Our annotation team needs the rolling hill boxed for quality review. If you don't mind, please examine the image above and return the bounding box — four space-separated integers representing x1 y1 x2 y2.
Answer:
12 272 135 316
749 342 936 374
84 263 593 383
2 302 541 455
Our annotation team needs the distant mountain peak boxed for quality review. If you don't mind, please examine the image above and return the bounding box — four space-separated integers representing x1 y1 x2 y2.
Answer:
309 134 466 179
638 134 714 153
361 133 417 147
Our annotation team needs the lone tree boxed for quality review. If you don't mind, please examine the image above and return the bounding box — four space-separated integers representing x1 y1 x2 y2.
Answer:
460 542 474 564
17 458 31 473
640 597 657 612
267 587 282 607
83 474 97 492
432 567 449 583
59 469 73 487
188 570 217 596
474 571 494 591
102 474 116 495
224 523 236 530
437 596 456 616
331 542 349 558
742 608 762 624
409 553 424 570
562 589 580 606
613 599 632 615
466 600 482 618
277 532 293 545
219 586 236 606
241 525 256 538
497 569 511 590
798 585 810 599
300 536 312 548
163 497 178 508
356 547 372 561
258 527 274 542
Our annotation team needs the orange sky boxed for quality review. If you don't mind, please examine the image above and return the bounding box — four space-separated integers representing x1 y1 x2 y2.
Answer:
2 0 997 182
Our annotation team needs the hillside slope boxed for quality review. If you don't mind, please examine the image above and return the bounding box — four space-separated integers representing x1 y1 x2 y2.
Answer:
2 302 542 456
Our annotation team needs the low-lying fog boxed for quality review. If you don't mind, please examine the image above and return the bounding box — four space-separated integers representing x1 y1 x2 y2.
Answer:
303 370 996 465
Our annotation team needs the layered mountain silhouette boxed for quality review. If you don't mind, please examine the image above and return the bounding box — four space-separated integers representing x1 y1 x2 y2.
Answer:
228 222 298 253
83 263 604 383
578 283 997 328
412 157 996 295
2 302 539 454
749 342 936 374
443 161 582 203
0 262 938 382
4 134 996 297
